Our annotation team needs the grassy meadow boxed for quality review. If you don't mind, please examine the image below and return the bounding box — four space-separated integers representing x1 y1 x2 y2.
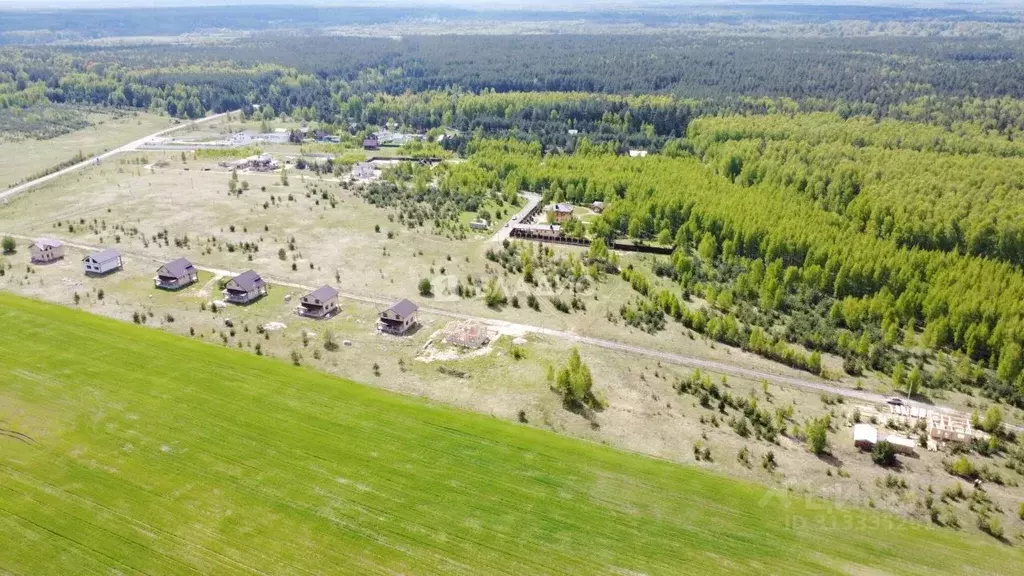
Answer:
0 292 1021 575
0 111 173 188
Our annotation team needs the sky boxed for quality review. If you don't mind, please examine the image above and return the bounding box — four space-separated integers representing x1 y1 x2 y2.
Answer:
0 1 1005 9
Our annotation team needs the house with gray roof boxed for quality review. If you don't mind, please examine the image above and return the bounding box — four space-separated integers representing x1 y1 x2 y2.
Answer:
83 248 123 276
29 239 64 264
379 298 418 334
154 258 199 290
299 285 339 319
223 270 267 304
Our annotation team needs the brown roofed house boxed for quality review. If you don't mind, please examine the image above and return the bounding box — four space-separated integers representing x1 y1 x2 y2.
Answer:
223 270 267 304
379 298 418 334
30 239 65 264
154 258 199 290
299 285 340 319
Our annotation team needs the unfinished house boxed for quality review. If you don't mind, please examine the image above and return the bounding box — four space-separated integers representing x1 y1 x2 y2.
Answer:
298 285 340 319
82 248 123 276
29 239 65 264
223 270 268 305
154 258 199 290
929 413 973 444
379 299 418 335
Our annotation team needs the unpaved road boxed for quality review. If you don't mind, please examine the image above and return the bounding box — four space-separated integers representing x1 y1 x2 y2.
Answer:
489 192 543 243
4 232 1017 433
0 110 237 203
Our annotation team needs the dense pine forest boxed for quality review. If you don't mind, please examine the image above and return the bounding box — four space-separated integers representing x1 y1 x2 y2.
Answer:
4 7 1024 407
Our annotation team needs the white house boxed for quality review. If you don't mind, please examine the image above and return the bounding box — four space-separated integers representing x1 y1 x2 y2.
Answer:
82 248 123 275
30 239 65 264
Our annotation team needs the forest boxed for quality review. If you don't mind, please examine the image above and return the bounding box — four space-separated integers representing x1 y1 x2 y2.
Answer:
439 137 1024 407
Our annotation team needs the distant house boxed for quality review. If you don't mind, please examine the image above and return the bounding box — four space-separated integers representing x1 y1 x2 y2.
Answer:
30 239 64 264
379 299 418 334
591 201 605 213
353 162 376 180
549 203 574 223
299 285 340 319
470 219 489 230
567 129 579 135
82 248 123 275
362 134 380 150
223 270 268 304
155 258 199 290
628 150 649 158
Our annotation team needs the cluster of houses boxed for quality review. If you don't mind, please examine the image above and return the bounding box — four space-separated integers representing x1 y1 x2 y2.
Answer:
24 238 420 335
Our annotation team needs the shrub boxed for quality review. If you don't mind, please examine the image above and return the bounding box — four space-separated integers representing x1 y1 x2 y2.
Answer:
979 514 1004 539
290 350 301 366
510 345 526 360
806 416 830 455
947 456 977 480
164 313 175 323
96 289 105 300
762 451 778 471
1 236 15 254
737 446 752 467
872 440 897 467
527 294 540 311
418 278 433 297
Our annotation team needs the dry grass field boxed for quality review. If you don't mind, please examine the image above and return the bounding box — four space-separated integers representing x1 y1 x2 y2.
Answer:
0 111 173 188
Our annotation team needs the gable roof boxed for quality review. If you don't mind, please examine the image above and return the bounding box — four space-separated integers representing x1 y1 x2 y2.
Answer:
84 248 120 264
552 203 573 213
158 258 196 278
228 270 265 292
32 238 62 250
304 285 338 302
386 298 418 318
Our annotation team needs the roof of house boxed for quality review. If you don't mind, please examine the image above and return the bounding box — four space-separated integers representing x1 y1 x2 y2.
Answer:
32 238 63 250
386 298 418 318
853 424 878 444
883 434 917 449
552 203 573 213
84 248 120 264
592 201 605 207
228 270 265 291
305 285 338 302
158 258 196 278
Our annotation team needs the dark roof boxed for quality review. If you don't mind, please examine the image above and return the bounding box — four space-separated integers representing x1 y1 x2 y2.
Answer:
228 270 265 292
158 258 196 278
386 298 418 318
84 248 120 263
305 285 338 302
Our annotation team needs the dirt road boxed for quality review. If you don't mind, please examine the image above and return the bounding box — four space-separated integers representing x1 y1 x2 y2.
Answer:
0 110 237 203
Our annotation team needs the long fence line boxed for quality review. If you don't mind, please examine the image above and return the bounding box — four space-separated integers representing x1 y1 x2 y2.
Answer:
509 202 674 255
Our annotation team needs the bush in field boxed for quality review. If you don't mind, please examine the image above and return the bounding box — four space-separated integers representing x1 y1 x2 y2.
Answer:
554 348 601 411
806 416 830 455
418 278 433 297
872 440 897 467
1 236 15 254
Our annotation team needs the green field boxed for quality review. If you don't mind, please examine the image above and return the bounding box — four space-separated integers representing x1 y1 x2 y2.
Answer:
0 292 1019 575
